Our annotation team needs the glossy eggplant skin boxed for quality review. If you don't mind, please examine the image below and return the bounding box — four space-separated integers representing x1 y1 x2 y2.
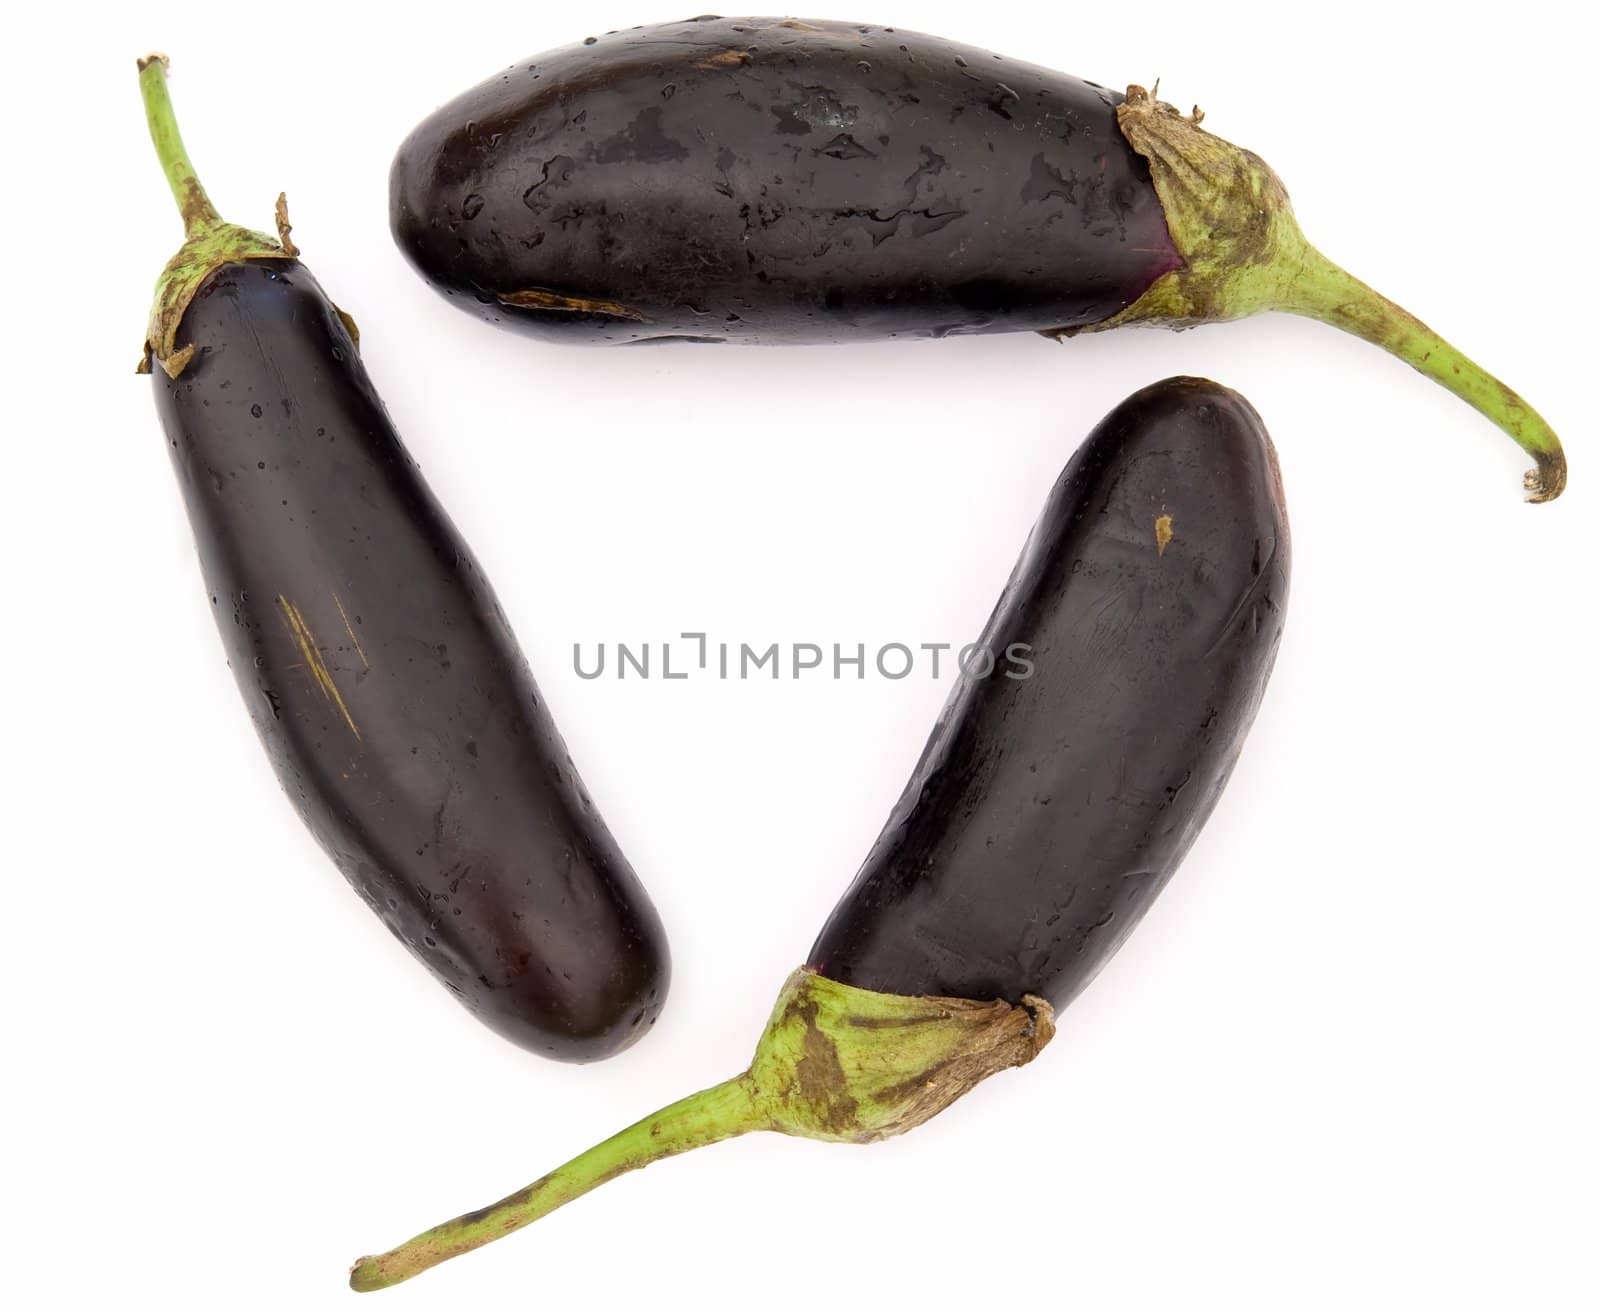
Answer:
153 259 668 1061
390 16 1180 344
809 377 1290 1011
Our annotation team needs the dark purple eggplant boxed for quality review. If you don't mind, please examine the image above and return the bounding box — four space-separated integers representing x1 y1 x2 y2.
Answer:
137 57 668 1062
349 375 1290 1289
808 383 1288 1010
390 16 1564 501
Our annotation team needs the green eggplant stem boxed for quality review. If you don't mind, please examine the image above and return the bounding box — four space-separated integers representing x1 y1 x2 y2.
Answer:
135 54 293 378
1273 247 1565 501
1098 86 1567 502
349 1076 763 1291
137 54 222 239
349 968 1055 1292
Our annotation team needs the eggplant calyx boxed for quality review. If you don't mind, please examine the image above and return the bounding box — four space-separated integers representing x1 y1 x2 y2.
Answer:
141 218 291 379
348 970 1053 1291
1098 86 1566 502
136 56 295 379
750 967 1053 1144
1090 86 1297 331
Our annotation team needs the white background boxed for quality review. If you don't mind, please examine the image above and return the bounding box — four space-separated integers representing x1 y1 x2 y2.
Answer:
4 3 1595 1308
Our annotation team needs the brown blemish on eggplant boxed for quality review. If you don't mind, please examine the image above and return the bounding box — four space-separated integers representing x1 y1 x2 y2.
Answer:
277 595 361 740
1155 513 1174 555
695 49 751 70
333 303 361 352
497 288 647 320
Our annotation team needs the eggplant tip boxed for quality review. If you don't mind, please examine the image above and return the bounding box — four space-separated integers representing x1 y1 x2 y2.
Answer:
136 52 169 72
348 1258 382 1293
1525 454 1567 504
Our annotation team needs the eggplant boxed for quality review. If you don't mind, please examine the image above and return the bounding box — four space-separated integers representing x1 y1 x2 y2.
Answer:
390 16 1564 501
137 57 668 1062
349 375 1290 1289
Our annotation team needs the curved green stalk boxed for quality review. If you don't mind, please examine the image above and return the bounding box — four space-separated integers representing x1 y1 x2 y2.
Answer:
349 1076 763 1291
349 968 1054 1291
1092 86 1566 502
136 54 293 378
138 54 223 236
1275 248 1564 500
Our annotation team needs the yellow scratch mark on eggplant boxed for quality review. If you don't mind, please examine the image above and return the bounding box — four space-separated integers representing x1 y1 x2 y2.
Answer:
333 592 369 670
694 48 752 70
496 288 647 321
1155 514 1174 556
277 595 361 740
